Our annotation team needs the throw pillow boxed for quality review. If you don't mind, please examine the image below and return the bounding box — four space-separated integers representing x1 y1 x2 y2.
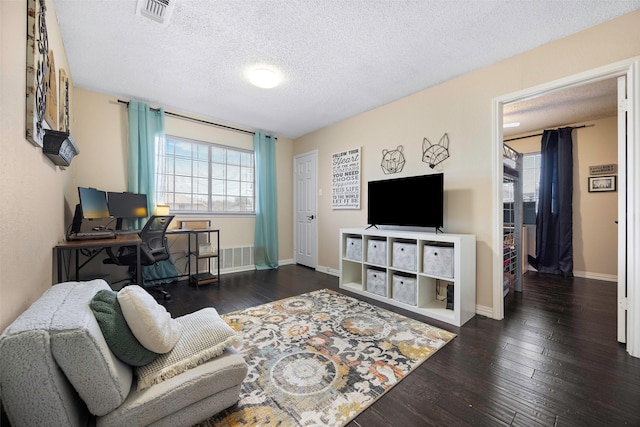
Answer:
90 289 159 366
117 285 183 354
135 307 242 390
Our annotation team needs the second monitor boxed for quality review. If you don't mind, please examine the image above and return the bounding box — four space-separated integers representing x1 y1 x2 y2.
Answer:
107 192 148 230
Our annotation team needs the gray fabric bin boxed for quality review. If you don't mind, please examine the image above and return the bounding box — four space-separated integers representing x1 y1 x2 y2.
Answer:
392 274 417 305
367 239 387 266
345 237 362 261
366 268 387 297
423 245 454 278
392 242 417 271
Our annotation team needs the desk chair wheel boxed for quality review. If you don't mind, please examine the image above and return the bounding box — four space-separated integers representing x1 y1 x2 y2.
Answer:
146 286 171 302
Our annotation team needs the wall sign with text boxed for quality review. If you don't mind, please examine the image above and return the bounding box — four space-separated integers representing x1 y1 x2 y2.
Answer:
332 147 361 209
589 164 617 175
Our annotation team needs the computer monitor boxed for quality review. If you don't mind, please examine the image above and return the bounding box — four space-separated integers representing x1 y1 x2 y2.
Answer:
107 192 148 230
78 187 110 219
69 187 111 235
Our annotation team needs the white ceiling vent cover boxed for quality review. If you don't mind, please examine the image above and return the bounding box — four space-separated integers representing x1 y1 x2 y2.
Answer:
136 0 176 25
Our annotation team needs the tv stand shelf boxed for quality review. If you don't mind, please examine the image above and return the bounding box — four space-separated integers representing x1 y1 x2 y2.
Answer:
339 228 476 327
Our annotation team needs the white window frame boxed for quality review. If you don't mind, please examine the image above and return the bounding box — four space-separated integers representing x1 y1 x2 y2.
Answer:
522 152 542 205
156 135 255 215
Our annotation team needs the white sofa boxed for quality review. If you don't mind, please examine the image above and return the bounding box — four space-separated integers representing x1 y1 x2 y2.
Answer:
0 280 247 427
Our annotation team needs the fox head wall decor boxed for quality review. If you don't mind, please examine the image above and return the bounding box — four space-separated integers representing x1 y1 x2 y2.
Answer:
422 133 450 169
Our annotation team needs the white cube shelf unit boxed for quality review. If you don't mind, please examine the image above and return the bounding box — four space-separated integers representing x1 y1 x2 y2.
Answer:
339 228 476 327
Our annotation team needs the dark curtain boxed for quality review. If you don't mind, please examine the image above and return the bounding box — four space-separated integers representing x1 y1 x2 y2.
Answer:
531 127 574 276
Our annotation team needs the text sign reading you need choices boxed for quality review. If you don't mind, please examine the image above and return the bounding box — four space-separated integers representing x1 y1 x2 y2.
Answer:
332 147 360 209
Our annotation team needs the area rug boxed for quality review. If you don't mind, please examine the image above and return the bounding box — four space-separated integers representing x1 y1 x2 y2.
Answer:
197 288 456 427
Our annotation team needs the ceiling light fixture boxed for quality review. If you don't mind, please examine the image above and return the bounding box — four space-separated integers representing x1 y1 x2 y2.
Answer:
249 68 281 89
503 122 521 128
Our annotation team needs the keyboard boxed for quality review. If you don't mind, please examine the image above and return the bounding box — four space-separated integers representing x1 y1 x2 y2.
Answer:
67 230 116 241
115 229 141 235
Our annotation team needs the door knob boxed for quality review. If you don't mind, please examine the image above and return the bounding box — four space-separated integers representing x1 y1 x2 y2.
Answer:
307 215 315 220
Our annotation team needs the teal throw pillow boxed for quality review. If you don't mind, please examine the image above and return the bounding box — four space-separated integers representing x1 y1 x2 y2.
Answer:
90 289 159 366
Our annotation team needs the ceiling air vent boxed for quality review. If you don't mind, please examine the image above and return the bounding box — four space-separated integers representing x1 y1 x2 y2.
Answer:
136 0 176 25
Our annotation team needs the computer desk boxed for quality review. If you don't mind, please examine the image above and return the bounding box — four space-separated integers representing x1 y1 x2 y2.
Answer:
54 234 142 285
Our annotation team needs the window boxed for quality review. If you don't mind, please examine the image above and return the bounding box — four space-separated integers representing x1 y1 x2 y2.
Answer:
522 153 541 203
522 153 541 224
156 136 255 214
503 152 541 225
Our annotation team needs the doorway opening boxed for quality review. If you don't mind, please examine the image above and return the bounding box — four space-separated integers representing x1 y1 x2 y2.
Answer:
491 57 640 358
501 78 618 298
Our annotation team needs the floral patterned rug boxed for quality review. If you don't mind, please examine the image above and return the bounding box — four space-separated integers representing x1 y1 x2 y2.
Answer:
198 288 456 427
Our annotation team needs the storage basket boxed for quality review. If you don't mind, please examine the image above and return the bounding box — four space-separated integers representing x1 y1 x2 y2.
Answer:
392 241 417 271
367 239 387 266
392 274 417 305
345 237 362 261
423 244 454 278
366 268 387 297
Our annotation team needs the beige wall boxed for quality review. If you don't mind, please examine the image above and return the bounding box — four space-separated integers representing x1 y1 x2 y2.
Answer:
293 11 640 310
69 89 294 278
0 0 293 331
508 116 619 279
1 0 73 331
1 1 638 333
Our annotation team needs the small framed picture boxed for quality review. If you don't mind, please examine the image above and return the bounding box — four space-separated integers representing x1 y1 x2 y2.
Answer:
588 175 616 192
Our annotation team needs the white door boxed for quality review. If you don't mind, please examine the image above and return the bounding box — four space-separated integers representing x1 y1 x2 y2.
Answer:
618 75 629 343
294 151 318 268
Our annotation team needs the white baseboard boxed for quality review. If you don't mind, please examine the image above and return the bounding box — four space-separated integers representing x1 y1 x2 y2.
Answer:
573 271 617 282
475 304 494 318
528 266 616 283
219 265 254 275
316 265 340 277
218 258 295 275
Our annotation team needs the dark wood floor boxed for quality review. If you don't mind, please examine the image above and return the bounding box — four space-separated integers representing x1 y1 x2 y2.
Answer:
4 266 638 426
161 265 640 427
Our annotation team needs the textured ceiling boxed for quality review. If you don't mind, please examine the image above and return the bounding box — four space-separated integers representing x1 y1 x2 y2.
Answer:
503 77 619 138
53 0 640 139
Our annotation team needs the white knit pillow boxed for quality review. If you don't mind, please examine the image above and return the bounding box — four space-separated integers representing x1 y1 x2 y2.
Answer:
117 286 182 354
135 307 242 390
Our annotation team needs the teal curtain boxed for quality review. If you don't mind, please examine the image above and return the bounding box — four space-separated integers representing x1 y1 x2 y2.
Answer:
253 131 279 270
127 101 163 214
127 101 178 283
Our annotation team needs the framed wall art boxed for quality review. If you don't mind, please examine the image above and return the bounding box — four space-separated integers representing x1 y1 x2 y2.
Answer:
588 175 616 192
331 147 361 209
589 164 617 175
26 0 50 147
45 49 57 130
59 68 70 132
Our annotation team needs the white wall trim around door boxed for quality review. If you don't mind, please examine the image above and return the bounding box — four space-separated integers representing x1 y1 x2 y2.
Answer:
492 56 640 358
476 305 493 318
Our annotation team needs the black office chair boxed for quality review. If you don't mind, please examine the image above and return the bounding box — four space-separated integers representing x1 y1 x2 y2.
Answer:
104 215 175 300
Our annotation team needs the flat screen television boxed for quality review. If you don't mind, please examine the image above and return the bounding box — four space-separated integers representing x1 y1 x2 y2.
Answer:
367 173 444 229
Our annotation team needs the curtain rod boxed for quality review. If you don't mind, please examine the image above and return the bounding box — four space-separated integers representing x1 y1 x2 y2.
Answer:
503 124 593 142
117 99 274 139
